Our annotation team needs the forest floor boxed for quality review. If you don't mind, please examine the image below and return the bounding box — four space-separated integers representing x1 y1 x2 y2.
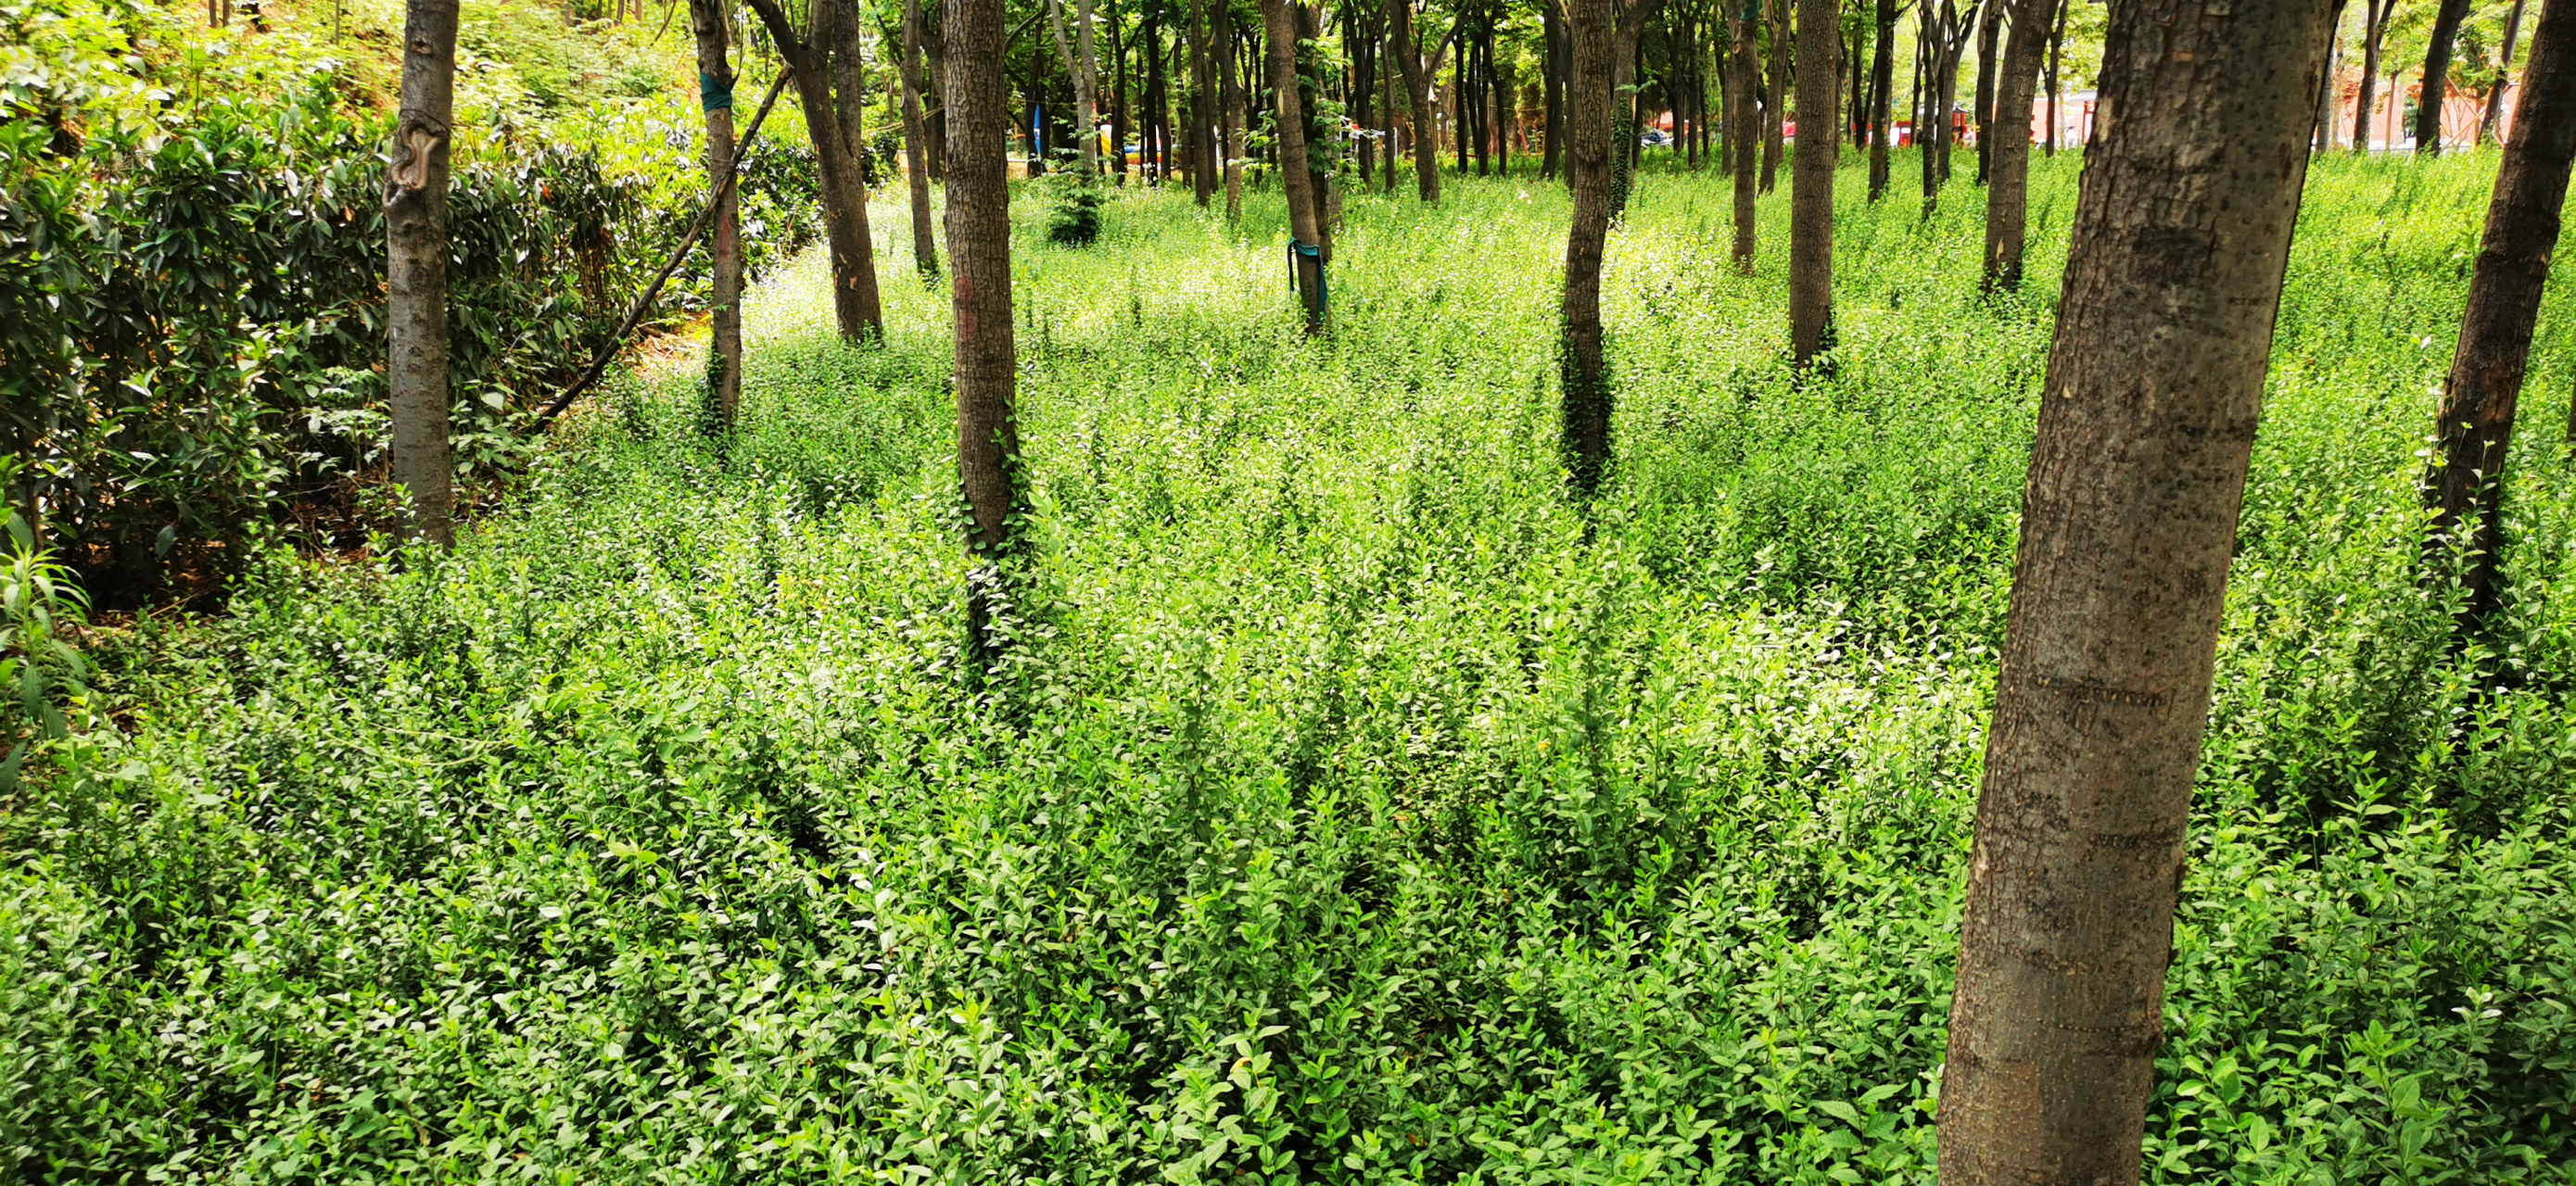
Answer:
11 155 2576 1183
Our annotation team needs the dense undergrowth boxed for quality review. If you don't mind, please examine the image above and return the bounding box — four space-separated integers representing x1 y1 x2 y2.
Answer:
1 0 824 607
6 151 2576 1182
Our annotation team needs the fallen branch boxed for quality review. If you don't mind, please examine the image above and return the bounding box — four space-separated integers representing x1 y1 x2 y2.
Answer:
529 67 793 433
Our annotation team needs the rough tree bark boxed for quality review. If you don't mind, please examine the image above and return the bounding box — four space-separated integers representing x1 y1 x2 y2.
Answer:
1935 1 2334 1180
689 0 744 428
1790 0 1836 360
2415 0 2474 154
2425 0 2574 630
901 0 940 281
1192 0 1216 204
1980 0 2049 294
945 0 1017 668
747 0 883 341
1544 0 1567 179
387 0 459 547
1263 0 1326 332
1561 0 1615 494
1223 0 1247 215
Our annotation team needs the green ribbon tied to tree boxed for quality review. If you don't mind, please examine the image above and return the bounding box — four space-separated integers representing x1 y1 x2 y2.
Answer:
700 72 734 112
1288 237 1326 318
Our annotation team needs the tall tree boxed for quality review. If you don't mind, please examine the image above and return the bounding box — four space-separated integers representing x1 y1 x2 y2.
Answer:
1761 0 1786 192
1391 0 1460 201
1544 0 1568 178
2041 0 2064 153
690 0 746 427
2354 0 2395 152
1047 0 1104 173
1979 0 2048 294
900 0 940 281
386 0 460 546
2425 0 2574 630
1866 0 1895 199
2415 0 2475 154
1731 0 1759 271
1561 0 1615 493
1789 0 1835 360
1223 0 1249 214
2481 0 2530 143
1935 0 2334 1180
1921 0 1973 212
746 0 885 341
1971 0 1999 180
946 0 1017 667
1263 0 1327 331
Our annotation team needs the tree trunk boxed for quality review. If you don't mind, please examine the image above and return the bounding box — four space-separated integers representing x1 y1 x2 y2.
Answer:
2317 0 2345 149
690 0 745 426
1973 0 1999 180
2425 0 2574 630
1935 2 2334 1180
2042 0 2064 154
2415 0 2473 154
748 0 884 341
1047 0 1102 174
1761 0 1785 193
1790 0 1836 360
2354 0 2388 152
2483 0 2530 144
1263 0 1326 332
1392 0 1449 201
1224 0 1247 214
945 0 1018 668
1868 0 1894 198
387 0 459 547
1732 7 1758 272
1560 0 1614 494
1544 0 1567 178
1980 0 2048 294
901 0 940 281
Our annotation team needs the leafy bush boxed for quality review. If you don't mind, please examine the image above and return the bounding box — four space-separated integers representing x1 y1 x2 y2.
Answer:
1043 170 1107 246
0 0 823 608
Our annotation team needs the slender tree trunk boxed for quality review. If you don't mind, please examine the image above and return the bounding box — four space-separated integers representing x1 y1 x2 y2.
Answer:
1111 14 1129 183
1936 3 2334 1180
2416 0 2473 154
387 0 459 547
1761 0 1785 192
2426 0 2574 629
1973 0 1999 180
925 28 947 181
748 0 884 341
1224 0 1247 214
830 0 871 182
2354 0 2388 151
1263 0 1326 332
902 0 940 280
1980 0 2047 294
945 0 1017 668
1393 0 1449 200
1544 0 1567 178
1868 0 1894 198
2483 0 2530 143
1922 0 1944 210
1047 0 1102 174
1732 6 1759 271
2042 0 2063 154
1561 0 1615 494
1790 0 1836 360
2317 0 2345 149
690 0 745 426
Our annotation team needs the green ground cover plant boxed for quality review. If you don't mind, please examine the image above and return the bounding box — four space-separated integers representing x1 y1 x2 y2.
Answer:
5 151 2574 1182
0 0 824 607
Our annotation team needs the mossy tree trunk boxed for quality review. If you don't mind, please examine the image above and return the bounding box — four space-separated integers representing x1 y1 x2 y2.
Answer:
688 0 743 429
